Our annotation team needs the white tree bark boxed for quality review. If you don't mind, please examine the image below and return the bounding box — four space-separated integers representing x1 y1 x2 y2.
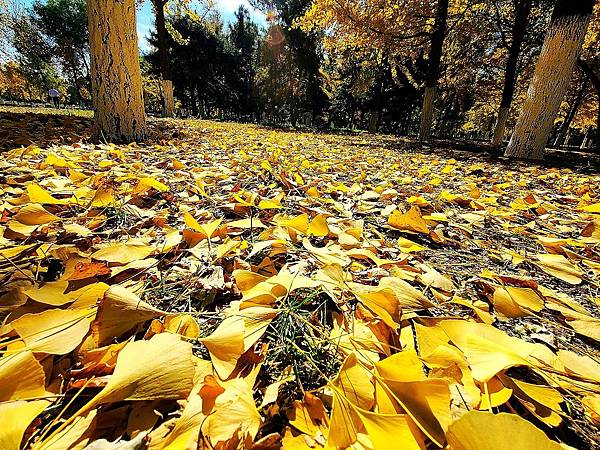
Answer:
88 0 147 142
505 14 591 160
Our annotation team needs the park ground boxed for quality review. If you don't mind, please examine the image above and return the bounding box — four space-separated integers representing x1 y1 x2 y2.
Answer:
0 107 599 449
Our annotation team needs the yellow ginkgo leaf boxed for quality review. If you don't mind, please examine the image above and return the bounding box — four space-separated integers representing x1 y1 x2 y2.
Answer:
276 213 310 233
11 307 96 354
258 192 284 209
332 353 374 410
440 320 538 382
184 213 223 239
378 377 451 447
27 183 67 205
37 410 97 450
163 314 200 338
24 281 108 308
356 408 423 450
200 306 277 379
0 351 47 401
92 285 166 345
132 177 169 195
153 393 204 450
328 385 423 450
89 187 116 208
201 377 262 446
40 335 194 445
0 400 50 450
89 333 195 407
307 214 330 236
388 206 429 234
492 286 544 319
499 375 563 426
533 254 582 285
446 410 562 450
91 242 155 265
13 204 59 225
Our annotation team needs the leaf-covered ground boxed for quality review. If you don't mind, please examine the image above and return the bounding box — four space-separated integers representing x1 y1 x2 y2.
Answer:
1 111 599 450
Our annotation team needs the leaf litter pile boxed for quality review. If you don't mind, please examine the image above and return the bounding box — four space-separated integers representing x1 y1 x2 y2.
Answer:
0 117 599 450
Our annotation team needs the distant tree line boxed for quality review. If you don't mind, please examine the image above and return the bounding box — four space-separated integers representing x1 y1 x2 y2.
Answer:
0 0 599 159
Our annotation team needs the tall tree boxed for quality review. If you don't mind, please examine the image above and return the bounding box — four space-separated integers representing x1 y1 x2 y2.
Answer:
33 0 90 102
150 0 174 116
253 0 330 122
491 0 533 145
418 0 448 141
578 59 600 150
505 0 595 159
87 0 146 142
229 6 259 120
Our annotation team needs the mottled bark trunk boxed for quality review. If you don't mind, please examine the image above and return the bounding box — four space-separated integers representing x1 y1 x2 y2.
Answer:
162 80 174 117
505 1 594 160
418 0 448 141
553 77 587 146
152 0 174 117
597 98 600 151
577 59 600 151
87 0 146 142
492 107 510 145
368 111 379 133
491 0 532 146
580 129 590 149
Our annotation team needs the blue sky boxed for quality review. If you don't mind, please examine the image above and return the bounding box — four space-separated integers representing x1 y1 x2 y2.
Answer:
134 0 266 52
14 0 266 52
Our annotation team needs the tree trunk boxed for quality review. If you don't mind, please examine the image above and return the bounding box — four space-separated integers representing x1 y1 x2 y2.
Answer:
491 0 532 146
577 59 600 151
152 0 174 117
553 77 587 146
580 128 590 149
564 128 572 146
87 0 146 142
368 111 379 133
162 79 174 117
505 0 594 160
418 0 448 141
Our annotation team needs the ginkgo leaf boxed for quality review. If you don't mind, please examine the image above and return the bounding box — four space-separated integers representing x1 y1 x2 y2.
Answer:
0 351 47 401
328 385 424 450
27 183 67 204
13 204 59 225
492 286 544 318
37 409 97 450
0 399 50 450
132 177 169 195
24 281 109 307
332 353 375 410
446 410 562 450
91 242 155 265
307 214 330 236
533 254 582 285
184 213 223 238
201 377 262 446
355 408 423 450
200 306 277 379
163 314 200 338
89 187 116 208
288 393 329 437
377 376 451 447
89 333 195 406
440 320 538 382
92 285 166 345
151 393 204 450
11 307 96 354
388 206 429 234
499 375 563 426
